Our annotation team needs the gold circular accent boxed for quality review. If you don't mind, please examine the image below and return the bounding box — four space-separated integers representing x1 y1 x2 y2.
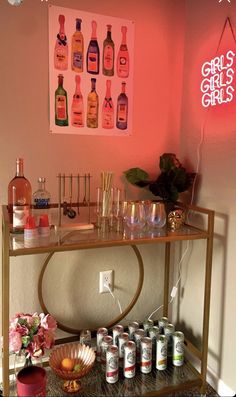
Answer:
38 237 144 334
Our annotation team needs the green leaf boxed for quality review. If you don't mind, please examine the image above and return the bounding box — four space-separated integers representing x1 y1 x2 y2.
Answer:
124 168 149 186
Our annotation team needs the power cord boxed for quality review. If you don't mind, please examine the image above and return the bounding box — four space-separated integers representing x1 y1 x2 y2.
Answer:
106 283 123 315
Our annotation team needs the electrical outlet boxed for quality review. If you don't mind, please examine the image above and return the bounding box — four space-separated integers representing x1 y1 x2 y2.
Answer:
99 270 114 294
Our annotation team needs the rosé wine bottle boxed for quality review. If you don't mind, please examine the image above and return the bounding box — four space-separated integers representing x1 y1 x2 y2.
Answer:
8 158 32 233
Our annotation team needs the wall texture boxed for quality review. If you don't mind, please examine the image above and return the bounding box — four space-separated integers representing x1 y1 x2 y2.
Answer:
0 0 184 375
179 0 236 395
2 0 236 395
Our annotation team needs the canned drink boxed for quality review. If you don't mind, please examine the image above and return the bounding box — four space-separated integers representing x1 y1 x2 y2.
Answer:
96 327 108 361
143 319 154 334
80 329 91 347
140 337 152 374
163 323 175 357
123 340 136 378
156 334 168 370
101 335 113 371
112 324 124 345
118 332 129 367
148 326 160 361
172 331 184 366
128 321 139 340
106 345 119 383
134 328 145 363
158 316 168 333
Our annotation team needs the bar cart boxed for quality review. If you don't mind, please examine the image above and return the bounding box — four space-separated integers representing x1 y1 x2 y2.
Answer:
1 202 214 396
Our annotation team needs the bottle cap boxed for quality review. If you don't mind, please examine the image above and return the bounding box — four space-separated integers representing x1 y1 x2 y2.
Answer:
24 216 37 230
39 214 49 228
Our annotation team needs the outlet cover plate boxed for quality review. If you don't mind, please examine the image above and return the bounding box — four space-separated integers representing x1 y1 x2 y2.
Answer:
99 270 114 293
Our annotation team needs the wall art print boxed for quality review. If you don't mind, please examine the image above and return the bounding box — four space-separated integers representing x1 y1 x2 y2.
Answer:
49 5 134 136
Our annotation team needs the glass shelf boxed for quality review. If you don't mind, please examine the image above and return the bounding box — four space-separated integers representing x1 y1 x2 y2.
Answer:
9 361 201 397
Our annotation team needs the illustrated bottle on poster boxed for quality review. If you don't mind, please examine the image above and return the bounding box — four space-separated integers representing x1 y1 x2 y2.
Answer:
102 80 114 129
87 78 99 128
71 18 84 73
117 26 129 78
33 177 51 225
8 158 32 233
86 20 100 75
103 24 114 76
55 74 68 126
71 75 84 127
54 14 68 70
116 81 128 130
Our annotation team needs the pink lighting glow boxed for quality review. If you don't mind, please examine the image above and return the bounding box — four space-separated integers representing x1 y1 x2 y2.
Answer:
200 50 235 107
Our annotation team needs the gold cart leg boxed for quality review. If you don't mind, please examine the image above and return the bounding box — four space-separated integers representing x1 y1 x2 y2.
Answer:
2 214 10 396
200 210 214 395
163 242 171 317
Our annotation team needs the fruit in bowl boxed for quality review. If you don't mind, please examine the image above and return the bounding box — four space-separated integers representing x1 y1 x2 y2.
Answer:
49 343 95 393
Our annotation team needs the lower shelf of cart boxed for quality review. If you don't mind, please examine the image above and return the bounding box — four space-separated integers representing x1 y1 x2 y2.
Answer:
10 360 202 397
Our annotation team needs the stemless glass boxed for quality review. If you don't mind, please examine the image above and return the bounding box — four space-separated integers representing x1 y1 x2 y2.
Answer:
125 201 146 231
146 202 166 229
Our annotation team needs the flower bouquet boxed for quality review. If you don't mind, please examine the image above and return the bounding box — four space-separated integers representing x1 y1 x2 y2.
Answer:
9 312 57 367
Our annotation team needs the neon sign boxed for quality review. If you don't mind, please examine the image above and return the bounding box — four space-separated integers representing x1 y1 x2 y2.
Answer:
200 50 235 107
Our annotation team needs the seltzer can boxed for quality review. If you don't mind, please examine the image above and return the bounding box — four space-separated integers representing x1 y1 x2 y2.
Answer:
163 323 175 357
101 335 113 371
140 337 152 374
134 328 145 363
128 321 139 340
118 332 129 367
143 319 154 334
124 340 136 378
112 324 124 345
96 327 108 361
106 345 119 383
156 334 168 370
172 331 184 366
158 316 168 333
148 326 160 361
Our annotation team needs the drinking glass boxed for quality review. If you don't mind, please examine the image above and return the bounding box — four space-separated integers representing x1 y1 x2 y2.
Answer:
125 202 146 231
146 202 166 229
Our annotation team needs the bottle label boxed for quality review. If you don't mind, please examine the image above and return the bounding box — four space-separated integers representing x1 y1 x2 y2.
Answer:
72 111 84 127
34 198 50 209
56 95 66 120
13 206 30 228
88 53 98 72
104 45 113 70
117 104 127 122
72 52 83 70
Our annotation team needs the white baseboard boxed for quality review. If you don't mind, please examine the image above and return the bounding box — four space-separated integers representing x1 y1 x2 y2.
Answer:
207 365 236 397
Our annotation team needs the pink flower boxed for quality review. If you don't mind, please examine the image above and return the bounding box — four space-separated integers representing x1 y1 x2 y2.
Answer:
40 314 57 332
9 331 22 352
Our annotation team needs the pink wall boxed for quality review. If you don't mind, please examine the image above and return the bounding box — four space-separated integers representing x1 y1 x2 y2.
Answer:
180 0 236 394
0 0 185 203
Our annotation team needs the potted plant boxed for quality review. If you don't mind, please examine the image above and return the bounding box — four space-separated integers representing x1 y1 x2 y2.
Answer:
124 153 196 210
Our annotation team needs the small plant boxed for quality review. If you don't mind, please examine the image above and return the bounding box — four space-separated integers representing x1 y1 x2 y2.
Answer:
124 153 196 204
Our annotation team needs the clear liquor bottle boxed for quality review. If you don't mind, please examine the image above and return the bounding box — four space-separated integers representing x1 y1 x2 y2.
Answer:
54 14 68 71
33 177 51 226
116 81 128 130
71 18 84 73
8 158 32 233
102 80 114 129
71 75 84 127
117 26 129 78
86 20 100 75
87 78 99 128
103 24 114 76
55 74 68 126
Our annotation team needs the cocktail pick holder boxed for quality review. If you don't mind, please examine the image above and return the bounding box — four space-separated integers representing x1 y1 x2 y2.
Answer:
57 173 93 229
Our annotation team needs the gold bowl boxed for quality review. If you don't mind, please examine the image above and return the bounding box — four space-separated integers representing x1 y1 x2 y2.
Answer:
49 343 95 393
